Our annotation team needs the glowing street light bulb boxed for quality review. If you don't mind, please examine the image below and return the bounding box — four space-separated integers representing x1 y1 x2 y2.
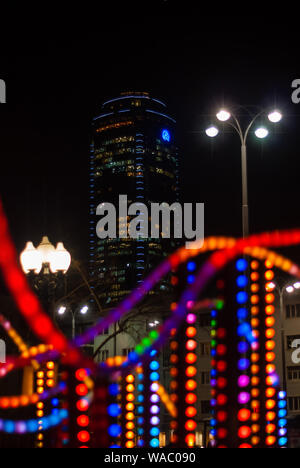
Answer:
205 126 219 138
50 242 71 274
37 236 56 264
286 286 294 293
268 110 282 123
80 305 89 315
255 127 269 139
294 282 300 289
216 109 231 121
20 241 43 274
149 320 160 328
58 306 66 315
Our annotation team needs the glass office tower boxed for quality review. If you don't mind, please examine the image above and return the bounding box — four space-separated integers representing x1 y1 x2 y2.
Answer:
89 91 179 305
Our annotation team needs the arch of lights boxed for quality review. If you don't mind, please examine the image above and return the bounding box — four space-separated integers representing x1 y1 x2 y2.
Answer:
0 199 297 447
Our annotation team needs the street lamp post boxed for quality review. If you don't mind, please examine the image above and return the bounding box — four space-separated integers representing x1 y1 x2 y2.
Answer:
58 304 89 340
206 108 282 238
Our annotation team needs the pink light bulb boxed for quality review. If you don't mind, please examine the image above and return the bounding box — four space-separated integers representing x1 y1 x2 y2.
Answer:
238 392 250 404
186 313 196 324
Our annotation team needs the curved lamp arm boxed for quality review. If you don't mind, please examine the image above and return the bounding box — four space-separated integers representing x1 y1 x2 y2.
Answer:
243 110 265 144
226 109 265 145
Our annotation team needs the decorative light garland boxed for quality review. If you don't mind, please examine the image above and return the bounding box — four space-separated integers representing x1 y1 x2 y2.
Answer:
2 196 300 448
2 195 300 377
277 390 288 448
120 373 136 448
0 314 28 355
74 368 91 447
136 364 145 447
168 318 179 445
235 258 252 448
249 259 261 446
263 260 278 447
210 288 224 447
148 351 160 448
108 381 122 446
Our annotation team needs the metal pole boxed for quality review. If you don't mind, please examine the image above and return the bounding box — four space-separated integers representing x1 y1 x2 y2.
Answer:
279 289 287 393
72 310 76 340
241 143 249 238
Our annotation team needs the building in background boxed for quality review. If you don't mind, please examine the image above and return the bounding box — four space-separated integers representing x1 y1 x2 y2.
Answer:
90 92 181 445
89 91 179 306
274 288 300 417
89 92 225 447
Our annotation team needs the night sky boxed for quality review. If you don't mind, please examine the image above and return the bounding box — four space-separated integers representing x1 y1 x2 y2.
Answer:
0 13 300 264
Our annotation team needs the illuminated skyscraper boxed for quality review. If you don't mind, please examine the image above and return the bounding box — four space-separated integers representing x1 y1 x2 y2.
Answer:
89 92 179 305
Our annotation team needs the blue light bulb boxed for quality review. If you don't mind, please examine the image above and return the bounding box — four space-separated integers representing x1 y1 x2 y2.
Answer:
236 258 248 271
236 291 248 304
236 275 248 288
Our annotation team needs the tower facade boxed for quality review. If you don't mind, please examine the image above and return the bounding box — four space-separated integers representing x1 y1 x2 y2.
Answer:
89 92 179 306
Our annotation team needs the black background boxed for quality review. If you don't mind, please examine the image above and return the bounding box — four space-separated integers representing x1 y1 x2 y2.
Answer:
0 10 300 263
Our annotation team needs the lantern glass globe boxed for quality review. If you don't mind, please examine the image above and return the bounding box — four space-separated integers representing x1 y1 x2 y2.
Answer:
255 127 269 139
205 126 219 138
50 242 71 274
37 236 56 265
216 109 231 121
268 110 282 123
20 241 43 274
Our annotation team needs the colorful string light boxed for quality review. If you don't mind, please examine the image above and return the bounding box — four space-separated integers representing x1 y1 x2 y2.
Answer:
0 314 28 355
35 361 57 447
263 260 278 448
250 259 261 447
123 374 136 448
209 297 219 445
107 381 122 447
2 194 300 448
183 262 198 448
1 196 300 378
74 368 91 447
2 175 300 374
169 321 179 445
0 409 68 434
277 391 288 448
212 275 230 448
136 364 145 447
149 351 160 448
236 258 252 448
